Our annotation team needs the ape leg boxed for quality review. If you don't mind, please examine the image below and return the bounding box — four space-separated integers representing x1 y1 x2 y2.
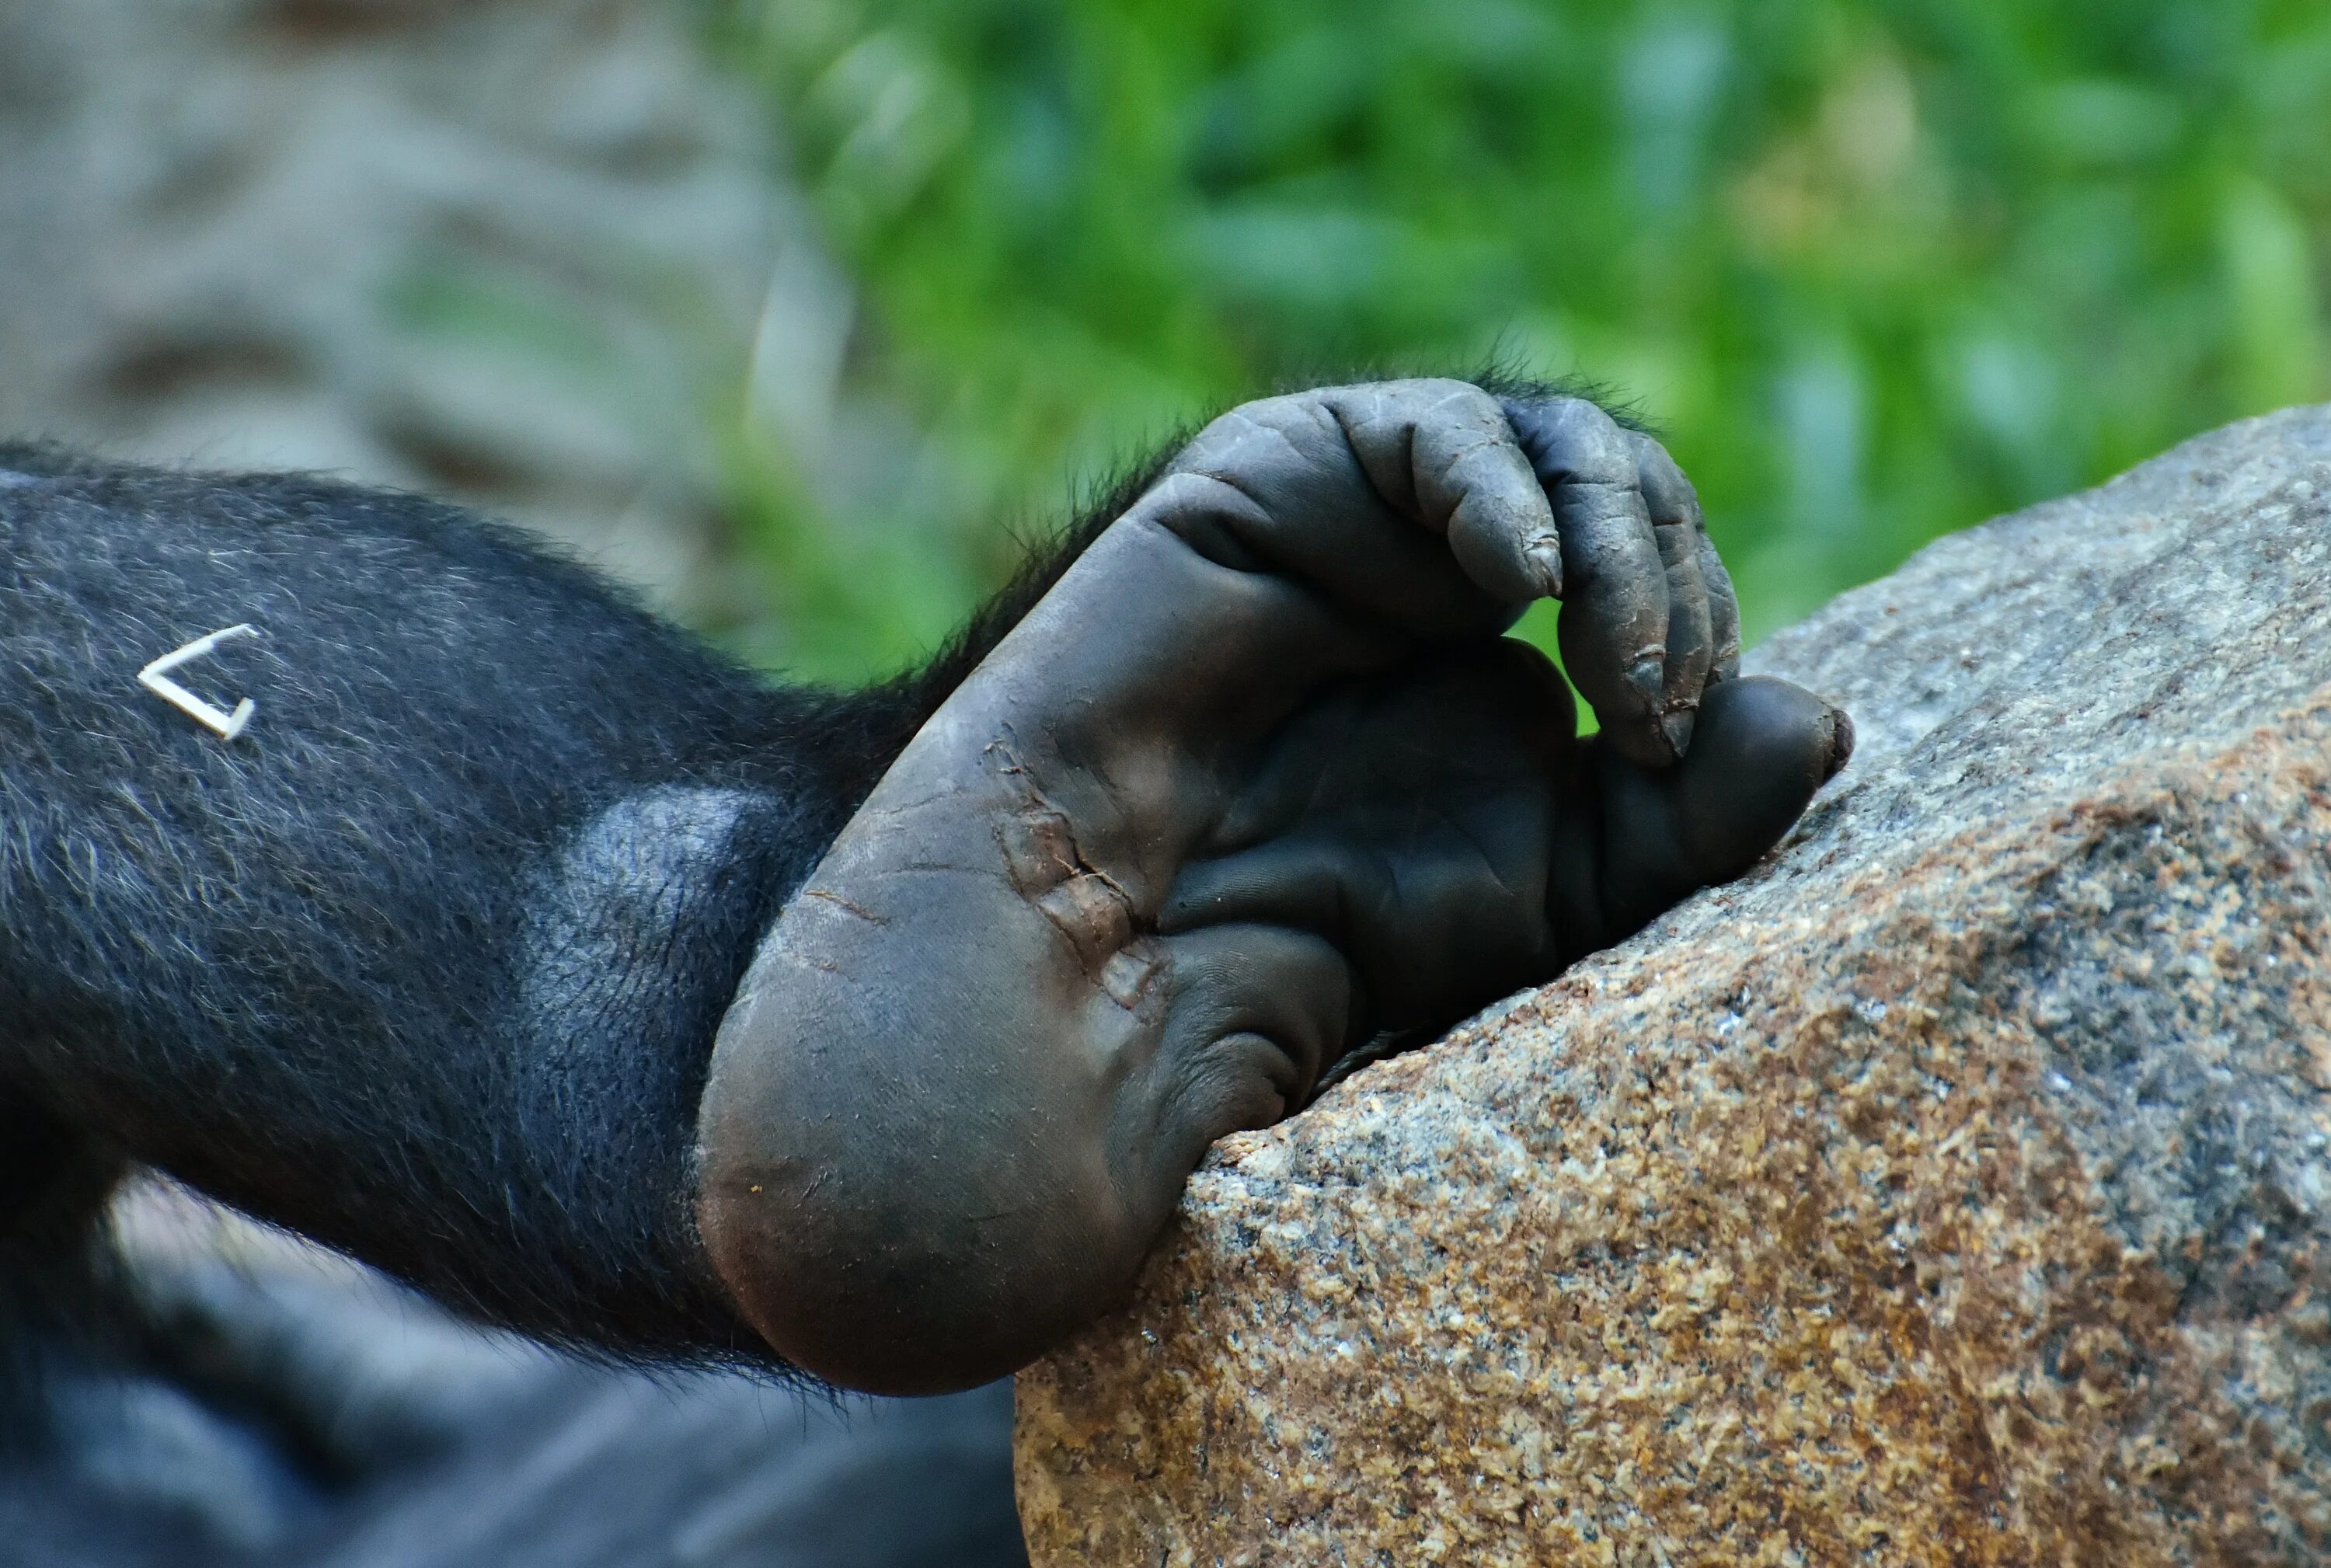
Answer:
0 382 1843 1394
0 451 911 1361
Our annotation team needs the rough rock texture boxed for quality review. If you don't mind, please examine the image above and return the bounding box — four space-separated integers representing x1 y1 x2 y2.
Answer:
1015 406 2331 1566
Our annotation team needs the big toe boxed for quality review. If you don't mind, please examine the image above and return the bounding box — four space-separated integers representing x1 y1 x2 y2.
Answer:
1675 674 1850 878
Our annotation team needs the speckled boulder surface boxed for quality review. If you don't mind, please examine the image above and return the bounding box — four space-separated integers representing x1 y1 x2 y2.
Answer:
1014 406 2331 1566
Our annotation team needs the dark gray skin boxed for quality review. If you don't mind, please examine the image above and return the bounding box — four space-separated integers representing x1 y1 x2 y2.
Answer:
695 381 1850 1394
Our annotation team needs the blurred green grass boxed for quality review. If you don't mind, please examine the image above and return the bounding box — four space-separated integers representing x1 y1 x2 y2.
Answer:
708 0 2331 685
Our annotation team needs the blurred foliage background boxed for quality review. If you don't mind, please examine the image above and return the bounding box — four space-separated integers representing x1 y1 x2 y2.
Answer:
703 0 2331 684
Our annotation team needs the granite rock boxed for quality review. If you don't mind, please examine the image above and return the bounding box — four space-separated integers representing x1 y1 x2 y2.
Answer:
1014 406 2331 1566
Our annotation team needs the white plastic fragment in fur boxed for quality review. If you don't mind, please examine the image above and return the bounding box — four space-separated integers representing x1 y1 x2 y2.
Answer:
139 623 263 740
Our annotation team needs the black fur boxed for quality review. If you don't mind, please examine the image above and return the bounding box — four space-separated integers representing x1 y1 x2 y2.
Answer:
0 442 1061 1364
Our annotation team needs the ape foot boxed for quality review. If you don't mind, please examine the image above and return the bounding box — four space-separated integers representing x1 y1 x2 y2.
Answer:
693 382 1846 1392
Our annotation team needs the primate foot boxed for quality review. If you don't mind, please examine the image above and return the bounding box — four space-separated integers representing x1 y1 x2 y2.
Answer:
694 381 1850 1392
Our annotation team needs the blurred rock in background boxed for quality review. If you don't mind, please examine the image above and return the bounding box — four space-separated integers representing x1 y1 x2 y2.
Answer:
0 0 836 624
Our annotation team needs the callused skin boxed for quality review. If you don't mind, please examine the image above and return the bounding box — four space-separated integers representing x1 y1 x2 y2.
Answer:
694 382 1852 1395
